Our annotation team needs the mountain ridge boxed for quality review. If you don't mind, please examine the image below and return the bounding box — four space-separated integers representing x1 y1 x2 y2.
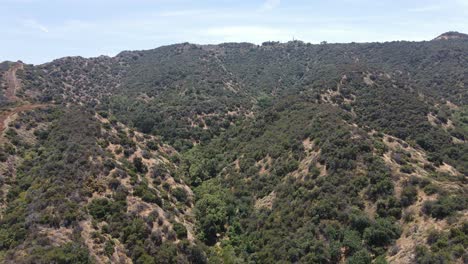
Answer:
433 31 468 41
6 31 467 66
0 32 467 263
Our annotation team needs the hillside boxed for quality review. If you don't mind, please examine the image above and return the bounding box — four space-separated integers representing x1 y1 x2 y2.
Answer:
0 34 467 263
434 31 468 41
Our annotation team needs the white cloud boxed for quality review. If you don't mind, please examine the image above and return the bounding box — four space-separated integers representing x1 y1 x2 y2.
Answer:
202 26 292 43
22 19 49 33
261 0 280 10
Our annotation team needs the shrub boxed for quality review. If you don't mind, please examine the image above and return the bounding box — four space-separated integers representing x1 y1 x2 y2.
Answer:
347 249 372 264
423 184 440 195
350 213 372 233
134 183 162 206
0 151 7 162
147 141 159 150
422 195 467 219
133 157 147 173
104 240 114 256
363 218 400 250
172 187 188 203
173 222 188 239
343 230 362 255
98 111 109 118
29 242 92 263
88 198 113 220
88 198 124 221
195 191 229 245
400 185 418 207
415 245 446 264
400 165 414 174
376 197 402 219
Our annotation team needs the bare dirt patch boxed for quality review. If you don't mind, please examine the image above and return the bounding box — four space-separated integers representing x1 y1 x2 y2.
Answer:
363 73 375 86
80 219 132 264
427 113 454 130
387 190 447 263
445 101 459 110
256 155 272 176
3 62 23 102
38 226 73 247
255 191 276 210
436 162 461 176
427 113 439 127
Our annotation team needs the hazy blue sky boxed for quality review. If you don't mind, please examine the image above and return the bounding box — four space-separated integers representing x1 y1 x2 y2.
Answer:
1 0 468 64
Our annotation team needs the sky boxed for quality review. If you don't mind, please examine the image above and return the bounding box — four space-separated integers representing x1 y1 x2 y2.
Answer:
1 0 468 64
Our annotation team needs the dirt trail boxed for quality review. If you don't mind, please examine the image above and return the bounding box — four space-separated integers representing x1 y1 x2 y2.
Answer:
0 104 47 133
3 62 23 102
0 62 48 136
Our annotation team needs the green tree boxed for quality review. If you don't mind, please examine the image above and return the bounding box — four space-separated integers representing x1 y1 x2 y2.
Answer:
195 194 228 245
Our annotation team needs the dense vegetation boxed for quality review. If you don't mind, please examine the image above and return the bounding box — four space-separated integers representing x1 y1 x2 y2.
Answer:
0 34 467 263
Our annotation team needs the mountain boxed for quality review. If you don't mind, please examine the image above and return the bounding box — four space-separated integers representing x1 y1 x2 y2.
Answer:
433 31 468 41
0 33 467 263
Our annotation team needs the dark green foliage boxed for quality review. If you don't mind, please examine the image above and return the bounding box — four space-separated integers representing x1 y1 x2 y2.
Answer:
423 183 441 195
153 242 178 263
0 148 9 162
347 249 372 264
88 198 125 221
172 187 188 203
0 197 28 250
104 240 115 256
98 110 109 118
26 243 91 264
194 181 232 245
343 230 362 255
422 195 467 219
414 226 467 264
400 185 418 207
181 99 398 262
147 140 158 150
400 165 415 174
0 108 101 254
363 218 400 252
173 222 188 239
133 157 147 173
376 197 402 219
366 159 394 200
415 245 446 264
133 182 162 205
349 212 372 234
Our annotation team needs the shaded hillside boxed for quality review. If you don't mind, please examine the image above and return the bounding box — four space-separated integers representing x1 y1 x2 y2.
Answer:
0 34 467 263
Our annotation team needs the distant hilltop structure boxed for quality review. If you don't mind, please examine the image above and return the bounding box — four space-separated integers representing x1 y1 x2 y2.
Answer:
433 31 468 41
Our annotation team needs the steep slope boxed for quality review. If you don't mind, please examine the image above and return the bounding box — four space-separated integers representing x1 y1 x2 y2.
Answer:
0 106 206 263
